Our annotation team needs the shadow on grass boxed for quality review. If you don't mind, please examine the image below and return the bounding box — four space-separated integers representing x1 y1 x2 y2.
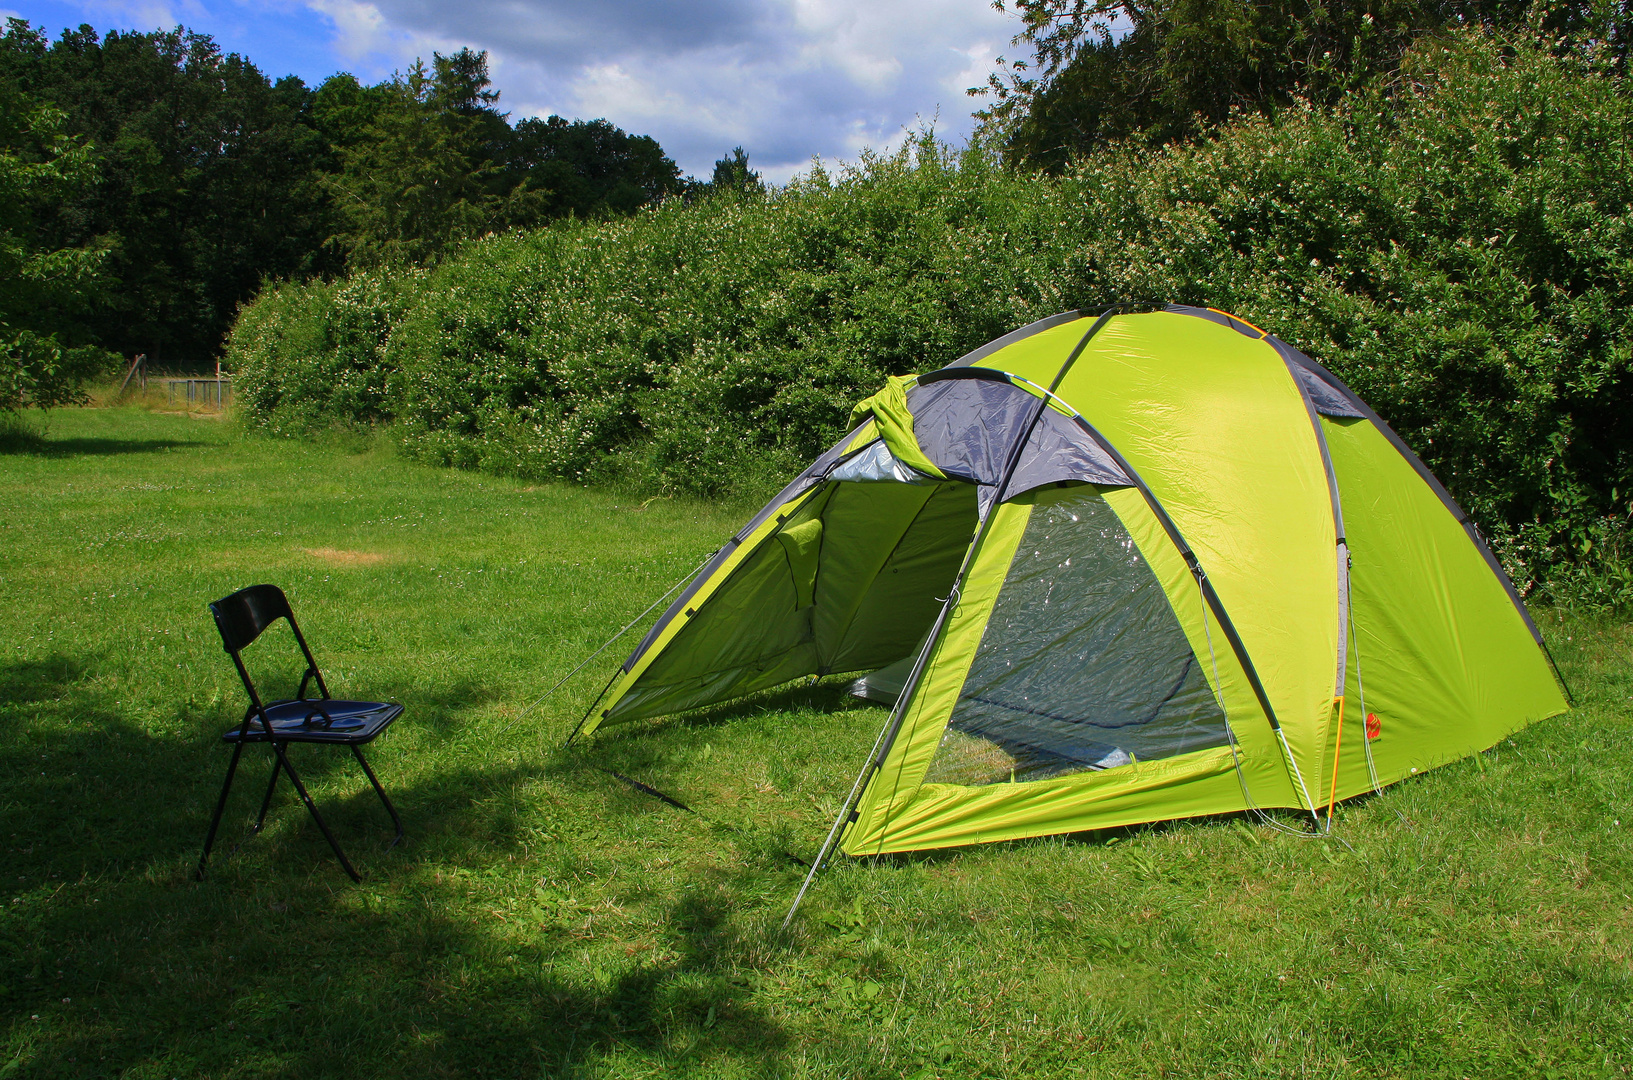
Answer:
0 654 804 1078
8 435 213 458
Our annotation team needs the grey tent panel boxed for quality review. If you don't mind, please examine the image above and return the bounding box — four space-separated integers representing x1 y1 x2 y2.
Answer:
1000 416 1131 504
904 377 1131 509
924 490 1228 786
1290 363 1364 419
908 378 1038 485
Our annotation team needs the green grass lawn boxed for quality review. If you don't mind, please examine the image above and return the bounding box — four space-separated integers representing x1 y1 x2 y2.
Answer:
2 407 1630 1079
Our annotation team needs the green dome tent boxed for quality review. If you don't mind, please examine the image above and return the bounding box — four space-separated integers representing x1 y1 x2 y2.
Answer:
573 305 1568 863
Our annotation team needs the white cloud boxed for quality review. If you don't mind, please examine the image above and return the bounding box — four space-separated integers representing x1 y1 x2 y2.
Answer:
300 0 1017 179
73 0 202 29
304 0 387 60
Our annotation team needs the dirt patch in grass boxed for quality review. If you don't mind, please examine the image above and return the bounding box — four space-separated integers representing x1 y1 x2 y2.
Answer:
301 546 387 565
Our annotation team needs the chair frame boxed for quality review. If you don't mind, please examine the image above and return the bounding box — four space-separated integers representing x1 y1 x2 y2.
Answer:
197 584 403 882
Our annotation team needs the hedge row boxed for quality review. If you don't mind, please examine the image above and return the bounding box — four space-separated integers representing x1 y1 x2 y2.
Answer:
228 32 1633 602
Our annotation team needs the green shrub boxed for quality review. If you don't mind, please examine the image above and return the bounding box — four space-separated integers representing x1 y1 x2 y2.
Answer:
364 149 1087 494
230 267 423 436
225 31 1633 600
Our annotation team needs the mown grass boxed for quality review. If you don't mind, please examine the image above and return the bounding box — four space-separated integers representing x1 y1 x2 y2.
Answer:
1 407 1630 1079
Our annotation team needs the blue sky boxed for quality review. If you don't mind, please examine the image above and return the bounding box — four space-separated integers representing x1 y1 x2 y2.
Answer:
2 0 1020 181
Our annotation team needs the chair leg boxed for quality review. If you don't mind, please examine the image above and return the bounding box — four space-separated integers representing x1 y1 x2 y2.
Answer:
197 741 246 881
270 740 362 883
351 744 404 849
254 753 282 832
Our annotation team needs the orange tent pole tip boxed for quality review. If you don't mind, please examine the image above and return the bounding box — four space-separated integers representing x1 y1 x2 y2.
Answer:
1206 308 1270 338
1327 695 1347 823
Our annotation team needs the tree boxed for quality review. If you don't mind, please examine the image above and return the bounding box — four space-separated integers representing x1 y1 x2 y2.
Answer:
0 80 112 410
2 20 336 367
0 23 693 368
503 115 684 218
709 146 763 193
322 49 545 267
973 0 1630 171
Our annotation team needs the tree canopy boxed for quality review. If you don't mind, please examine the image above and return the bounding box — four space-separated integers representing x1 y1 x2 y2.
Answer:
975 0 1631 170
0 77 110 409
0 20 695 373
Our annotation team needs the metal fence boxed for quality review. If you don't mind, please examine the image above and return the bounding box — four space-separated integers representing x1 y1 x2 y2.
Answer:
164 378 231 408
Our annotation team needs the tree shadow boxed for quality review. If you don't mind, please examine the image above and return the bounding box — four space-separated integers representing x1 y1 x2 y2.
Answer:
1 435 211 458
0 652 814 1078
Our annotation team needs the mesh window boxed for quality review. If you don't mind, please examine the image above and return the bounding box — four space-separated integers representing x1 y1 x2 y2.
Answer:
924 490 1228 786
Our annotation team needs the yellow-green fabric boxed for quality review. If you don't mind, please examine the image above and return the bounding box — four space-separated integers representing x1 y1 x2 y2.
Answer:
849 312 1342 853
847 498 1033 853
592 480 977 730
586 307 1564 857
1110 316 1328 806
848 375 947 480
1000 313 1337 808
846 481 1302 854
814 483 975 672
776 519 823 609
1321 416 1566 800
1102 486 1298 808
588 485 834 730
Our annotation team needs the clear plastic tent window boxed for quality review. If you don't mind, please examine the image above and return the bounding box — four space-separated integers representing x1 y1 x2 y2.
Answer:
925 490 1229 786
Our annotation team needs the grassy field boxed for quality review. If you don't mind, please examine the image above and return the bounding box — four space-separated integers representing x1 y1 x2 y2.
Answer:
1 406 1630 1079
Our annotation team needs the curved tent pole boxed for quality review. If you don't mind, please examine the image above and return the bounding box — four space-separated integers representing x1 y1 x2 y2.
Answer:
1052 411 1321 820
787 303 1339 924
784 303 1135 929
945 345 1322 817
1274 343 1548 650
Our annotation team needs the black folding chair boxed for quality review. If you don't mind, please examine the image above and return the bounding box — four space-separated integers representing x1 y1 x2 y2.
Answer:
197 584 403 882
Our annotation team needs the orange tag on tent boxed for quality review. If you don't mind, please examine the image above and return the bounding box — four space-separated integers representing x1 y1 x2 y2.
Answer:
1365 712 1381 740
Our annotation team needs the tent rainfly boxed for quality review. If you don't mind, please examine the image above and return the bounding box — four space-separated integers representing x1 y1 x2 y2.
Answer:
570 305 1569 869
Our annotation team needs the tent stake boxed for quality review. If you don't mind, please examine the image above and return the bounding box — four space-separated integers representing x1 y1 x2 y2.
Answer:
1326 694 1346 828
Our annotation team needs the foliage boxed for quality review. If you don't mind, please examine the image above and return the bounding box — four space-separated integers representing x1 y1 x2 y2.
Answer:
0 78 112 410
229 268 426 434
233 138 1082 495
229 31 1633 597
709 146 764 194
1059 34 1633 598
318 53 543 269
973 0 1630 170
0 21 690 368
1 408 1629 1076
505 115 686 218
0 20 339 369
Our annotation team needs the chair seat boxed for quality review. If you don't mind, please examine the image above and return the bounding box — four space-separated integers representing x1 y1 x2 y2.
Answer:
223 699 403 745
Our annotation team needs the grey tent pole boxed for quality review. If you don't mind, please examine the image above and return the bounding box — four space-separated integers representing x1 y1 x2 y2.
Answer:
781 572 964 929
782 304 1136 929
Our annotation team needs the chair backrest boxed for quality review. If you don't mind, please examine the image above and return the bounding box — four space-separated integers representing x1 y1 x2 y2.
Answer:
208 584 330 712
209 584 294 653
